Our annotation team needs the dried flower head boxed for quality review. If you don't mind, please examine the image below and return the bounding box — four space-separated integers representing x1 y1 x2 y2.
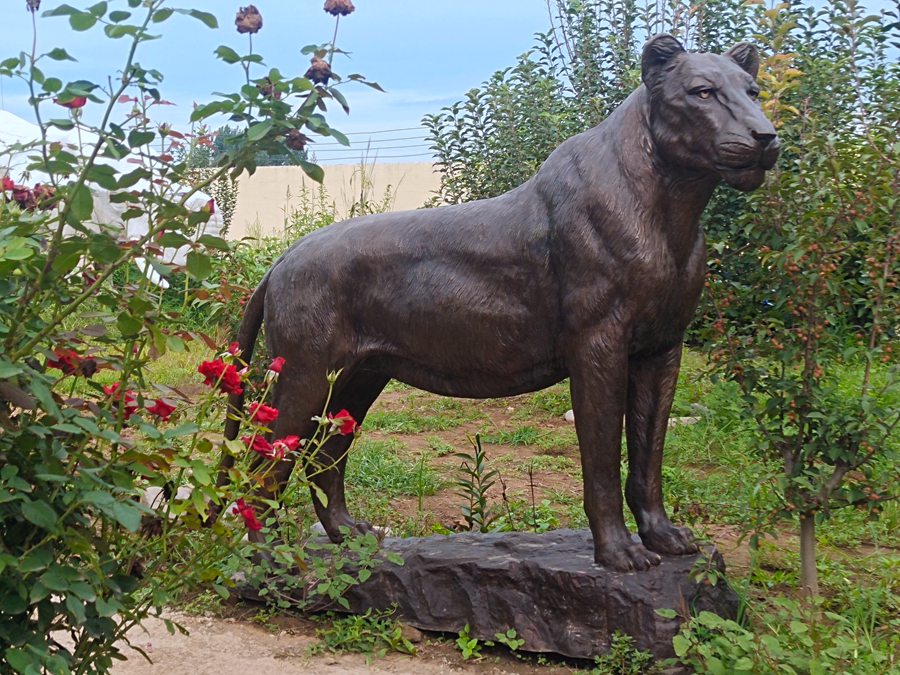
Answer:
285 129 310 152
305 56 333 85
256 77 281 100
324 0 355 16
235 5 262 34
26 0 40 13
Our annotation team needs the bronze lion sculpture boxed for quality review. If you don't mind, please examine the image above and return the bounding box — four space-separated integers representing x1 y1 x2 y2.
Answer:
222 34 779 571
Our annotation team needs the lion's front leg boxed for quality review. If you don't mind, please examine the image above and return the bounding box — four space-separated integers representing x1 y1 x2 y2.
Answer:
625 344 698 556
570 333 661 571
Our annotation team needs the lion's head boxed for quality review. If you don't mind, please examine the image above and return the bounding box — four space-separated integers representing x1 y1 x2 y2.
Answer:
641 34 780 191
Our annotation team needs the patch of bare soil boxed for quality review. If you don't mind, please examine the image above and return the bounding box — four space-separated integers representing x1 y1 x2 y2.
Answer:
111 610 580 674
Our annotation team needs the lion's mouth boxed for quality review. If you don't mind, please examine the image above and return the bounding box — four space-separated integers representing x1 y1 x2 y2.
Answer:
717 139 780 172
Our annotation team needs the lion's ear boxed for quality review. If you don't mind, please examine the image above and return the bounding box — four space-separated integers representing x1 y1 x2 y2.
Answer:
726 42 760 78
641 34 686 88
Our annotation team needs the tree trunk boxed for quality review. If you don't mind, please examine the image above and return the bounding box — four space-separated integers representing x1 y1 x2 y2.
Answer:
799 514 819 596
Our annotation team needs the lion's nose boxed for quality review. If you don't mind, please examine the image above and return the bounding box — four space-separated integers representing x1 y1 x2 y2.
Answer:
751 130 777 147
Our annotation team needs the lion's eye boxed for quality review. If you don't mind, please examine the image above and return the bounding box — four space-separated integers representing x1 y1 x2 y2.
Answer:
749 89 760 99
696 89 713 100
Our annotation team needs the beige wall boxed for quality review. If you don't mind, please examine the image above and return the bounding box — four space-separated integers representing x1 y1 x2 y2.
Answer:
228 162 440 240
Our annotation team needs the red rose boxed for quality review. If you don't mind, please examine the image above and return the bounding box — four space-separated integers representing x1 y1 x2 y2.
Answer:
198 358 243 395
242 434 275 458
103 382 138 419
232 498 262 531
2 176 14 191
227 341 241 356
248 402 279 425
47 348 81 375
272 435 301 459
146 399 176 421
268 356 285 373
327 409 357 436
55 95 87 109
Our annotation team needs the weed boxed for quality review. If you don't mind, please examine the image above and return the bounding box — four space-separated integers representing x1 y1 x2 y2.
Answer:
494 628 525 651
591 631 660 674
454 435 500 532
483 425 544 446
456 623 484 660
427 436 456 457
312 609 416 657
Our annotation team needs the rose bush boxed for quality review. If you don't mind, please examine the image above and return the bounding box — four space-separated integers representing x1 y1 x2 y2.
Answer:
0 1 378 672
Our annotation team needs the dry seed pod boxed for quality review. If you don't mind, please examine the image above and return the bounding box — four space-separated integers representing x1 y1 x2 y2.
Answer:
324 0 355 16
235 5 262 34
305 56 333 85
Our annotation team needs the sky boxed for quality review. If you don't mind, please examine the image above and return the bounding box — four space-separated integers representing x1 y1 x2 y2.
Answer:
0 1 553 164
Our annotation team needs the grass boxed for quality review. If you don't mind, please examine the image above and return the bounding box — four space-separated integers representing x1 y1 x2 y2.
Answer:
345 438 443 498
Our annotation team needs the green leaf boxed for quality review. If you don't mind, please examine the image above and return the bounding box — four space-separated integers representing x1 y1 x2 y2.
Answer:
4 648 33 671
186 9 217 28
19 548 53 573
66 594 87 623
246 119 274 142
185 251 212 281
108 10 131 22
68 184 94 220
197 234 230 251
42 4 78 17
299 160 324 183
69 11 98 31
88 1 108 18
656 608 677 618
117 312 143 337
128 129 155 148
151 8 173 22
108 501 142 532
0 591 27 615
22 500 58 531
214 45 241 64
46 47 76 61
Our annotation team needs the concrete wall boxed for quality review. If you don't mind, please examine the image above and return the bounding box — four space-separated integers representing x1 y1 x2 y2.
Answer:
228 162 440 240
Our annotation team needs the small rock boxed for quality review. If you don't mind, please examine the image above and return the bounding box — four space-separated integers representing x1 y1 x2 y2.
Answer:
400 624 424 643
564 409 575 423
174 485 194 501
667 416 700 429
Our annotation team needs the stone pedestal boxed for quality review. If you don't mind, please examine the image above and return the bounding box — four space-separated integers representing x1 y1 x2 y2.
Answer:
240 528 739 660
339 529 737 660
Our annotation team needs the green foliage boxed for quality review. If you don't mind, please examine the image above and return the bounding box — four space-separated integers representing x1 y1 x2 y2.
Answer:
312 609 417 657
345 438 442 499
697 0 899 593
591 631 660 675
672 596 899 675
424 0 758 204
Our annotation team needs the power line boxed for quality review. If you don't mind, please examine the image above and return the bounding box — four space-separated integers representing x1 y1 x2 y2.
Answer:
315 151 434 160
341 126 423 136
313 143 431 153
314 135 427 146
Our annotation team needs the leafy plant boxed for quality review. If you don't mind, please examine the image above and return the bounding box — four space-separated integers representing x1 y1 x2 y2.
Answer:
592 630 660 675
455 623 484 661
454 434 500 532
311 608 417 657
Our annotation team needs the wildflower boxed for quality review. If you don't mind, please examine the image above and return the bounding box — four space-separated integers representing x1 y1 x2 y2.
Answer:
324 0 355 16
232 498 262 531
327 409 357 436
235 5 262 34
54 95 87 109
103 382 138 419
305 56 333 85
146 399 176 421
198 358 244 395
248 402 279 425
268 356 286 373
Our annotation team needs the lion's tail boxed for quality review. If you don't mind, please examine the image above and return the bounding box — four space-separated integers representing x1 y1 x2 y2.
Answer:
207 271 270 524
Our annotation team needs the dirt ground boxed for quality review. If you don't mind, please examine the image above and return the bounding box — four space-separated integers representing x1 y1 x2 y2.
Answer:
112 610 579 675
